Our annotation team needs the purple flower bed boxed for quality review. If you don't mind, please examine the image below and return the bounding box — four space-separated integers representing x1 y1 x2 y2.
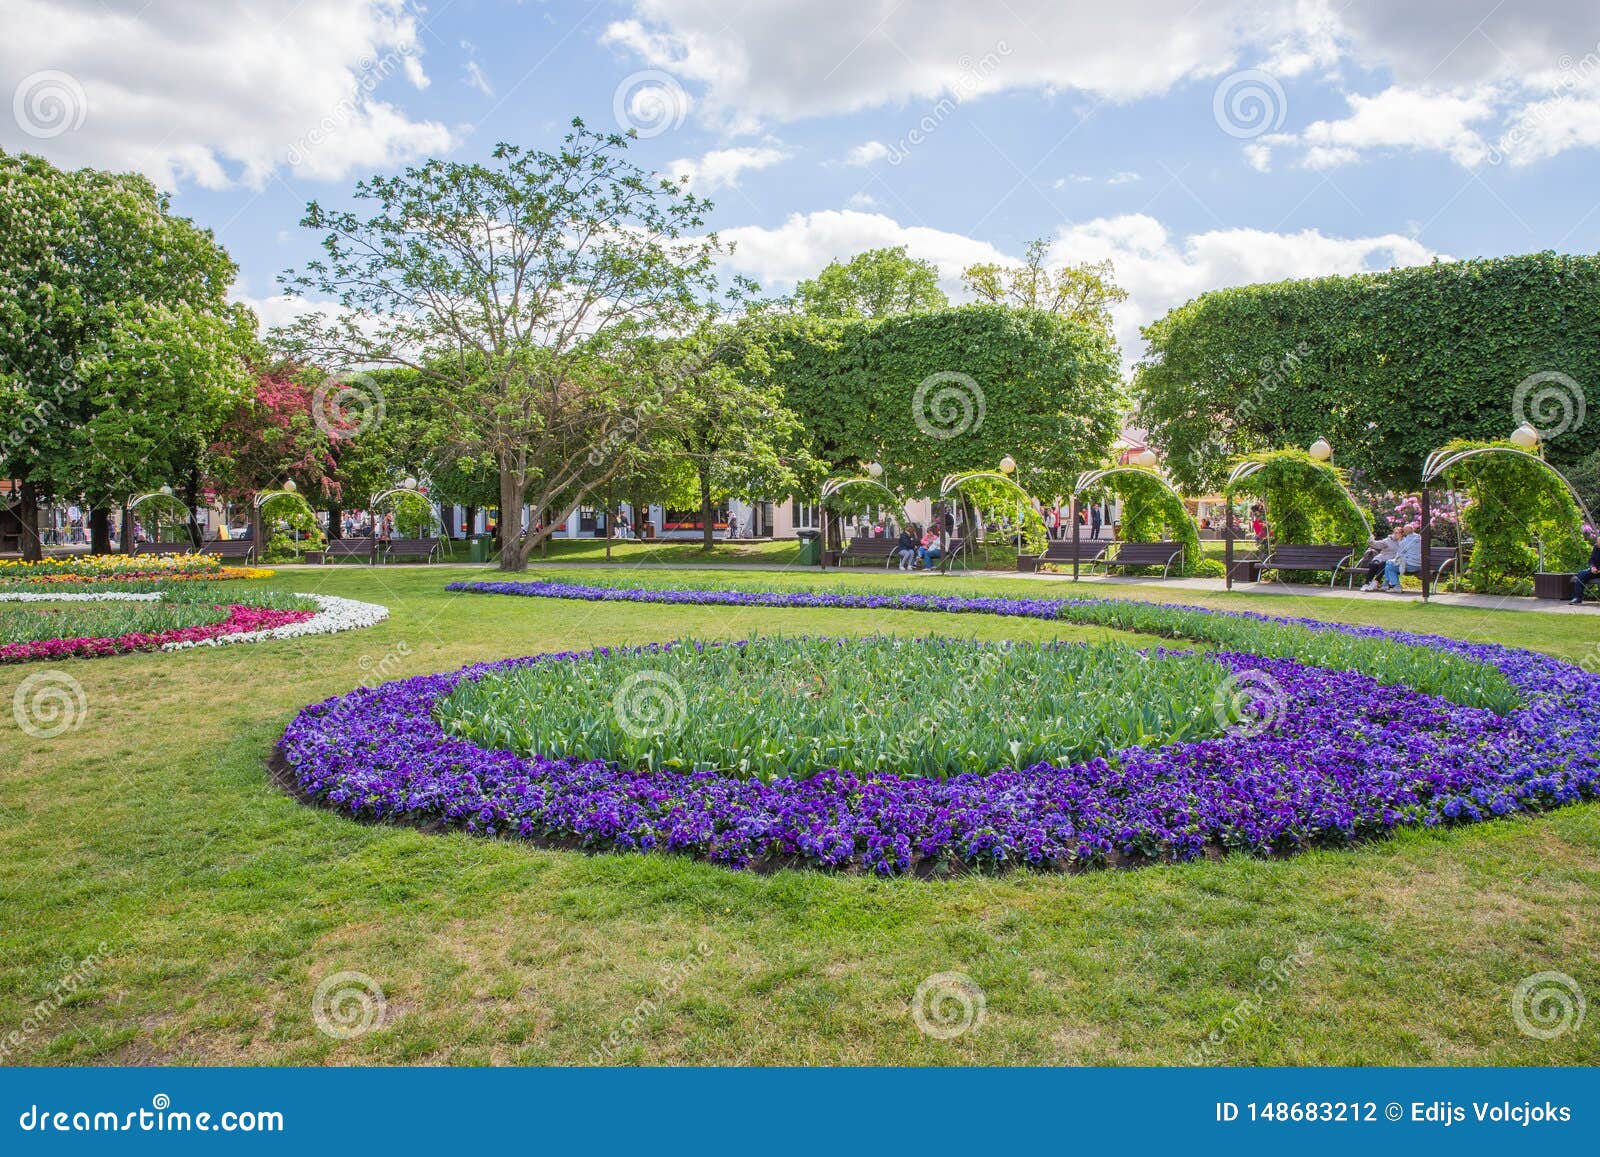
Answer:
277 583 1600 875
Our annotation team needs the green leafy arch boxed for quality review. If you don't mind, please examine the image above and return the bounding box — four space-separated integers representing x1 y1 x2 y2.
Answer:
1078 465 1203 575
1224 450 1369 550
1428 439 1589 593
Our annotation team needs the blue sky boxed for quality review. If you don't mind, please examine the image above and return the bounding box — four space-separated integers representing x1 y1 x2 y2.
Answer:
5 0 1600 361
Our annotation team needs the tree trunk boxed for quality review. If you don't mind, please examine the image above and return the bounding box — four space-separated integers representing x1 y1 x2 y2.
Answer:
497 468 526 572
699 466 715 552
121 501 135 554
184 470 202 547
327 501 343 540
18 480 43 561
89 507 111 554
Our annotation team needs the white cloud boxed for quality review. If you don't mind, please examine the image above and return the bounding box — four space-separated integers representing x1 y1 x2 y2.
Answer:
605 0 1600 168
1044 215 1440 358
0 0 454 190
843 140 890 166
717 209 1008 299
1106 170 1142 184
1272 85 1496 168
712 207 1442 362
665 145 789 191
846 191 880 209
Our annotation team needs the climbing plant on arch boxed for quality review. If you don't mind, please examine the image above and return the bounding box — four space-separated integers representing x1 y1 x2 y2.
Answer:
1076 465 1204 575
1425 439 1589 593
1225 450 1369 551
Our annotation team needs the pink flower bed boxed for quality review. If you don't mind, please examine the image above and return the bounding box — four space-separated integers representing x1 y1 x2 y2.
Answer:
0 605 315 663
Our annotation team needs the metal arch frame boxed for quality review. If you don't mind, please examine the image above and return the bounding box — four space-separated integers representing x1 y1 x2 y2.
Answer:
1073 464 1185 500
254 488 314 514
368 486 444 535
127 490 191 518
1422 445 1594 527
938 470 1032 504
819 476 907 512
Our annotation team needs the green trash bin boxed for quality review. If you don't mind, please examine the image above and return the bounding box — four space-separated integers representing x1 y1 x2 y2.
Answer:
795 529 822 566
468 534 493 563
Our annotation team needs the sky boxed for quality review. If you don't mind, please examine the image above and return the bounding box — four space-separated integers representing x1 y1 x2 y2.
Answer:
4 0 1600 365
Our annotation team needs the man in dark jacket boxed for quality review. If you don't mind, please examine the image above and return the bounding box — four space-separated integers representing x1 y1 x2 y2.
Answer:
1572 535 1600 604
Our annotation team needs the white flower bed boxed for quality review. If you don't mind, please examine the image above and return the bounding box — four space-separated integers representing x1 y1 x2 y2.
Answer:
0 591 389 648
161 594 389 650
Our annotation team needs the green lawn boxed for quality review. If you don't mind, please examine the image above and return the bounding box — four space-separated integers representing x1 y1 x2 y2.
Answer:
2 562 1596 1065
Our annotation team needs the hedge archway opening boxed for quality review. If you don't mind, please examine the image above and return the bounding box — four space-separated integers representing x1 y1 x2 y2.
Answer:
1075 465 1205 575
1224 450 1370 552
1424 440 1590 594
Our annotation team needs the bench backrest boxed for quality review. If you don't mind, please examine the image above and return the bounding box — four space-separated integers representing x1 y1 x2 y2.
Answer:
327 537 376 553
134 542 196 555
385 537 440 554
1265 544 1352 569
1041 541 1108 561
199 540 254 557
1112 541 1182 563
843 538 898 554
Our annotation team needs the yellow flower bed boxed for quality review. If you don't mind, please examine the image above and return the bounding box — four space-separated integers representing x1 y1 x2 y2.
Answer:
0 555 274 584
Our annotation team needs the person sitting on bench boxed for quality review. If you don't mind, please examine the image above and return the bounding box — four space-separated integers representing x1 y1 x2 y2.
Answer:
1571 533 1600 604
895 527 917 571
916 526 942 570
1360 528 1405 592
1382 531 1423 592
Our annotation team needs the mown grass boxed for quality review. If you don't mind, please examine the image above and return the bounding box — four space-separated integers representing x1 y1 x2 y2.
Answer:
0 562 1596 1066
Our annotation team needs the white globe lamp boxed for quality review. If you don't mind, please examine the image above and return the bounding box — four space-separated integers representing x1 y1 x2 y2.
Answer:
1309 438 1333 462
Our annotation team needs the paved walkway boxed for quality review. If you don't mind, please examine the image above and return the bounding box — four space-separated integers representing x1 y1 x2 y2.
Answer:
275 558 1600 616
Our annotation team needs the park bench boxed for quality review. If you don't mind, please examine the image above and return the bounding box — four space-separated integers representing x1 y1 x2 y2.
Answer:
134 541 196 556
1037 540 1110 568
1348 544 1460 588
1255 543 1355 588
382 537 442 564
839 536 902 568
324 536 378 564
1098 540 1185 578
198 539 255 563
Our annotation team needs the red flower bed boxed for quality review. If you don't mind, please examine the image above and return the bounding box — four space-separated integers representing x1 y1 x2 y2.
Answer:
0 605 315 663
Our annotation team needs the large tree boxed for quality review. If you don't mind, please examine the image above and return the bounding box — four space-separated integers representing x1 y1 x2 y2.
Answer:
747 305 1124 503
792 246 948 319
961 239 1127 341
0 151 253 556
277 121 745 572
648 325 821 551
1132 251 1600 494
